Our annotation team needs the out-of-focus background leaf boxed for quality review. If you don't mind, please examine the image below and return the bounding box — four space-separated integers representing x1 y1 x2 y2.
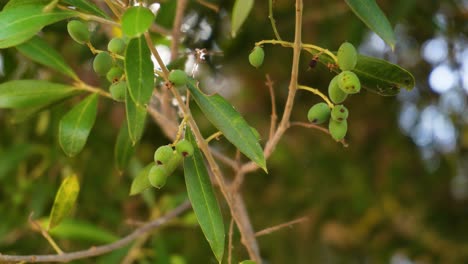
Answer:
0 0 467 263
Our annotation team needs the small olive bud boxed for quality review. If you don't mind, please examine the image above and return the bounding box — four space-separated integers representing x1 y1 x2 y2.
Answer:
93 52 113 76
329 119 348 141
109 81 126 101
148 165 168 189
168 69 188 86
331 105 349 122
337 71 361 94
107 38 126 54
328 75 348 104
67 20 90 44
248 47 264 68
154 145 174 165
337 42 358 71
175 139 194 157
307 102 331 124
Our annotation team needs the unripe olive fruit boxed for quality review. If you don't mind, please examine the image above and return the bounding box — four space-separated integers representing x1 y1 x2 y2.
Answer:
154 145 174 165
168 69 188 86
337 42 358 71
175 139 194 157
331 104 349 122
107 38 126 54
67 20 90 44
337 71 361 94
329 119 348 141
307 102 331 124
248 46 264 68
109 81 126 101
328 75 347 104
93 52 113 76
148 165 168 189
106 67 124 83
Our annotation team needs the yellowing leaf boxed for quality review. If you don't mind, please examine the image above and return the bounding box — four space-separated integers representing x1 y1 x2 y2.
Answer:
48 174 80 230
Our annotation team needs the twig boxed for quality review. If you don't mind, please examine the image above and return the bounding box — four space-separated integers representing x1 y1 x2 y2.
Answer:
289 121 348 147
241 0 303 175
0 202 191 263
228 218 235 264
268 0 282 40
255 217 308 237
265 74 277 141
76 81 114 99
196 0 220 12
170 0 189 61
205 131 223 143
28 214 63 255
297 84 334 108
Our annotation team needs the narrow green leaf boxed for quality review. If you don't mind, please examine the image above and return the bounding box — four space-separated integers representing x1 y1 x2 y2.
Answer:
114 121 136 172
129 163 153 195
307 50 415 96
48 174 80 230
186 81 267 172
40 218 118 243
184 128 225 262
124 36 154 106
0 4 77 49
17 36 78 80
0 80 78 108
125 89 147 144
344 0 396 49
231 0 254 37
3 0 50 9
121 6 155 38
61 0 110 18
58 94 98 157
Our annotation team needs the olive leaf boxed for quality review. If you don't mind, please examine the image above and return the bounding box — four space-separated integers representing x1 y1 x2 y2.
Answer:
48 174 80 230
59 94 98 157
186 81 267 172
184 128 225 262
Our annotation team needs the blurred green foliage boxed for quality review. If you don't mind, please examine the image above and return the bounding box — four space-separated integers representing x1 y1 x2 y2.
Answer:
0 0 467 263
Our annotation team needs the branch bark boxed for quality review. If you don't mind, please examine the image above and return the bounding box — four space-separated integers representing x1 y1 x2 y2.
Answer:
0 202 191 263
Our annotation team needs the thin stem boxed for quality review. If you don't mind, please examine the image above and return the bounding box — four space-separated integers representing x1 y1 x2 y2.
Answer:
144 32 170 77
290 121 348 147
268 0 282 40
78 13 120 27
297 85 334 108
255 40 337 63
205 131 223 143
265 74 277 141
171 0 189 61
228 218 235 264
196 0 220 12
0 202 191 263
255 216 308 237
75 82 113 99
29 217 63 255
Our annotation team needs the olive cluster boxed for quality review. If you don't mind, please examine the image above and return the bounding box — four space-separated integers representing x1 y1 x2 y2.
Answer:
149 139 194 189
307 42 361 142
67 20 127 101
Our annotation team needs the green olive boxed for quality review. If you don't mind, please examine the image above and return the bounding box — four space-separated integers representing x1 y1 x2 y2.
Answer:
329 119 348 141
168 69 189 86
109 81 126 101
337 71 361 94
331 105 349 122
248 47 264 68
67 20 90 44
148 165 168 189
107 38 126 55
93 52 113 76
106 67 124 83
307 102 331 124
337 42 358 71
328 75 348 104
175 139 194 157
154 145 174 165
